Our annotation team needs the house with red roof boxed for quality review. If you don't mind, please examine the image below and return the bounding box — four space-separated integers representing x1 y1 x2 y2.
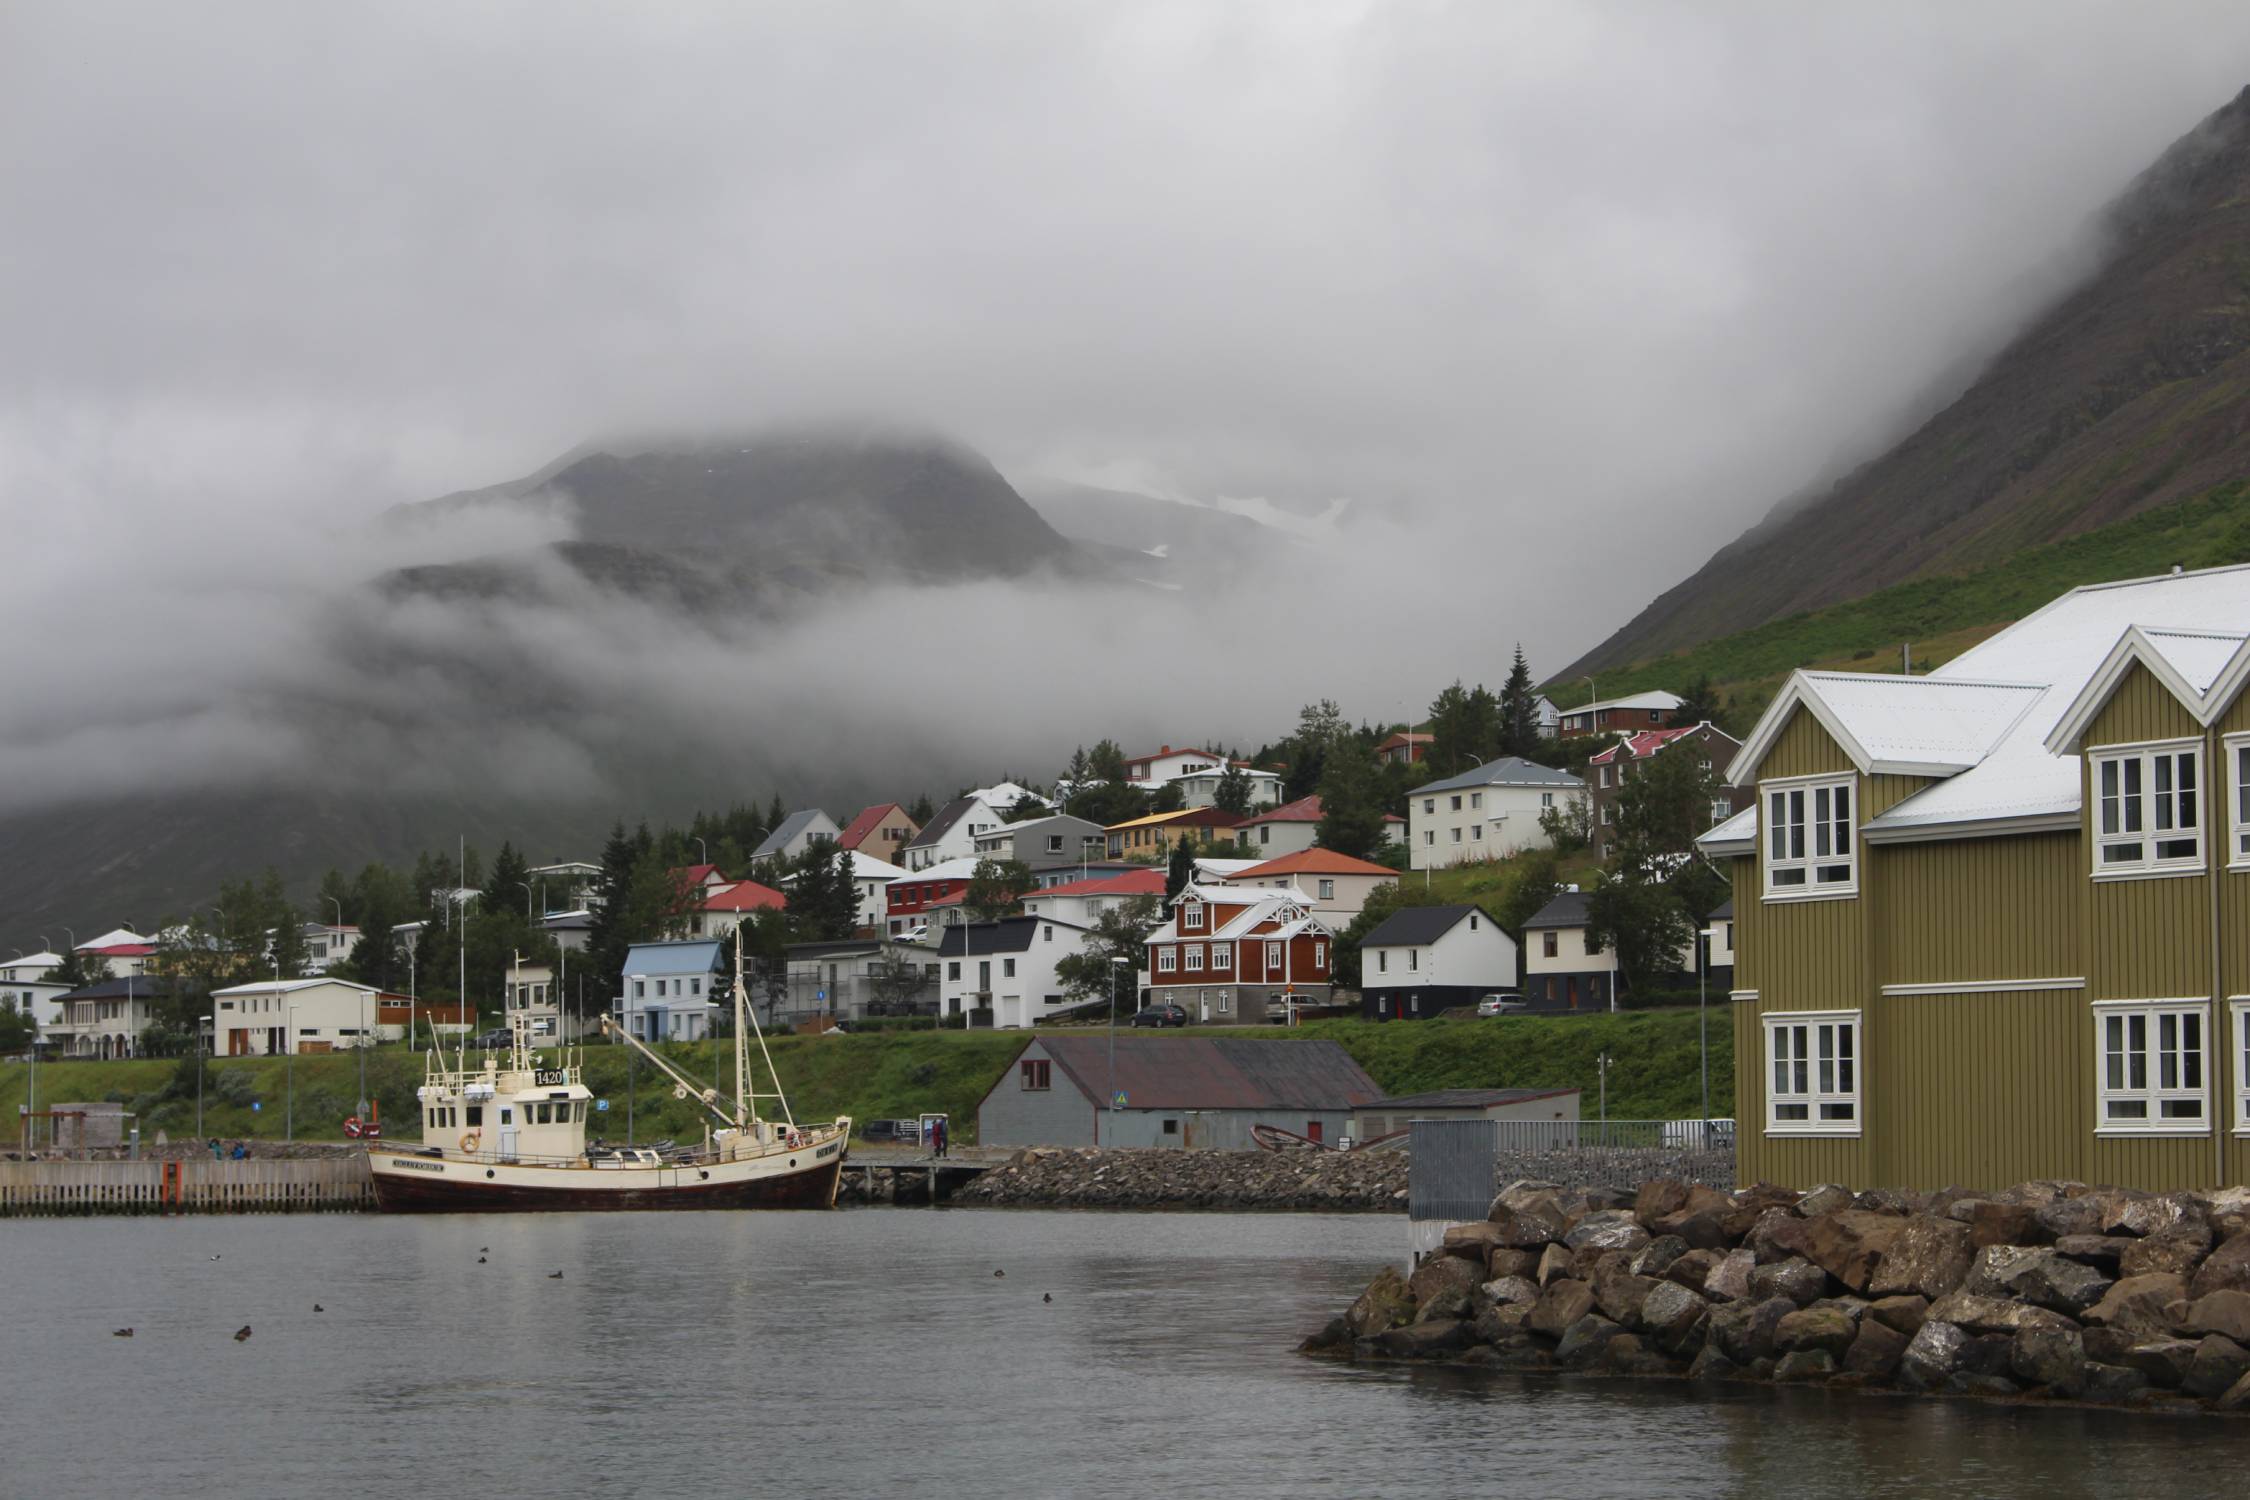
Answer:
836 802 920 858
1235 795 1405 858
1145 883 1335 1024
1585 721 1746 862
1376 731 1432 765
1119 744 1286 808
695 877 787 940
74 928 156 980
1019 868 1167 929
1216 847 1398 928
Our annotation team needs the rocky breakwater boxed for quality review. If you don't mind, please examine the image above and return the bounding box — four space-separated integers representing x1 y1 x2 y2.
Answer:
951 1146 1409 1212
1302 1177 2250 1413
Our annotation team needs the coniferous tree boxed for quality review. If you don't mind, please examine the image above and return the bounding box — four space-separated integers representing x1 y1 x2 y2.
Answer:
1315 740 1389 859
906 792 936 825
488 841 534 919
261 869 311 979
1164 838 1198 914
1499 645 1542 758
1212 760 1254 816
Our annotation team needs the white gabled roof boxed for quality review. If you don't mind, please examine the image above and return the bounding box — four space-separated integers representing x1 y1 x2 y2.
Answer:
1567 690 1685 715
844 851 908 881
1713 561 2250 846
212 978 378 997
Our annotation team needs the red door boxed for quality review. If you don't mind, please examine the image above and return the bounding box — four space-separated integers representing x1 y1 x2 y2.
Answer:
1306 1120 1323 1143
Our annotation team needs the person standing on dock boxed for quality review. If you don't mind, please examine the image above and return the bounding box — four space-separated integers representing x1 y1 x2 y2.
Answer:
934 1117 948 1159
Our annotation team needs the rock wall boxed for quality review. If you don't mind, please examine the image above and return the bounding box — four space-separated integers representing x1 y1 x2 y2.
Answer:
1301 1177 2250 1413
951 1146 1409 1213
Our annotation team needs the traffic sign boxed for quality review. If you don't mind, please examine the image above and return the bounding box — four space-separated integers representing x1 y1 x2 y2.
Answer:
595 1099 610 1112
1112 1091 1128 1108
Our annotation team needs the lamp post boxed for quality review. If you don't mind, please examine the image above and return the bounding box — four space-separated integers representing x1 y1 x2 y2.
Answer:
285 1001 297 1142
516 881 534 921
1107 956 1130 1145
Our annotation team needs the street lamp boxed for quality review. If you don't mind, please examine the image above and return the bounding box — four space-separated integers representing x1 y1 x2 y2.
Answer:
516 881 535 921
1580 675 1598 735
1106 956 1130 1145
285 1001 297 1142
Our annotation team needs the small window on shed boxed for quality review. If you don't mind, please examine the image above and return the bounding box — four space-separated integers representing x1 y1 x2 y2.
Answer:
1021 1059 1051 1090
1163 1119 1179 1135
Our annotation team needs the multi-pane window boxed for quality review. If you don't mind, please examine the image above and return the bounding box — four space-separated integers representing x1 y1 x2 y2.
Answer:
1182 904 1204 930
1318 879 1335 899
1157 949 1176 973
1764 777 1856 897
1020 1059 1051 1091
2092 743 2202 873
2096 1002 2207 1131
1184 945 1204 972
2233 1000 2250 1131
1266 940 1283 966
2228 736 2250 867
1765 1013 1860 1133
1542 931 1558 958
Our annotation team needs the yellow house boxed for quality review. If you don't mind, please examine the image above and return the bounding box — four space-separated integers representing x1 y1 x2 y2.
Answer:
1702 562 2250 1191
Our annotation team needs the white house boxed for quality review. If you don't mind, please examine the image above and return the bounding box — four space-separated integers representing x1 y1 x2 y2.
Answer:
843 850 906 932
695 878 786 940
968 780 1047 817
1236 794 1404 856
752 809 842 863
614 939 727 1043
1218 849 1399 930
301 922 362 975
48 977 168 1058
212 978 387 1055
1019 868 1168 928
75 928 156 979
1406 757 1585 870
0 951 70 1044
503 962 594 1043
935 914 1094 1029
1169 763 1286 810
1357 903 1520 1021
899 794 1008 871
1520 890 1620 1011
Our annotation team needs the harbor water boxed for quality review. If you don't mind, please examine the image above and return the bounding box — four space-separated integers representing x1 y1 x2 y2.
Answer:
2 1208 2241 1499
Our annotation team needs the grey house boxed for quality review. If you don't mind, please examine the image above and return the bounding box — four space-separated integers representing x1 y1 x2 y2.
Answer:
977 1035 1382 1149
753 808 841 863
971 813 1108 871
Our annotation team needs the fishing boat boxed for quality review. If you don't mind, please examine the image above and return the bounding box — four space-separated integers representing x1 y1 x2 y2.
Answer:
368 943 850 1212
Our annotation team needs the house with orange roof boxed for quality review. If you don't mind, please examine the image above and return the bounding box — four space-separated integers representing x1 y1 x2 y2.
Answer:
1019 868 1167 928
1217 847 1399 928
1376 731 1432 765
1585 722 1746 862
836 802 920 859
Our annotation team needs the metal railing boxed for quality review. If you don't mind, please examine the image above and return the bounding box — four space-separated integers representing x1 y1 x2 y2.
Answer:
1489 1118 1735 1192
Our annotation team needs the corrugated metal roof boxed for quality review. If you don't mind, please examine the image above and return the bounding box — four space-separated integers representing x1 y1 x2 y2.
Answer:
1359 903 1489 946
1416 757 1583 794
1032 1036 1382 1111
1364 1087 1579 1109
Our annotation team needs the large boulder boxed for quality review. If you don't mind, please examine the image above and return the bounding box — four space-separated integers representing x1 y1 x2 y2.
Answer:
1637 1282 1709 1355
2009 1324 2086 1392
1414 1287 1474 1324
1633 1179 1692 1226
2183 1334 2250 1399
1963 1200 2044 1249
1565 1209 1652 1255
1997 1248 2112 1315
1553 1313 1626 1367
1867 1295 1930 1336
2120 1221 2213 1280
1801 1211 1905 1293
1898 1320 1970 1391
2033 1195 2107 1241
2110 1191 2197 1238
2081 1273 2190 1342
1408 1253 1485 1307
1708 1296 1795 1365
1773 1348 1837 1382
1701 1248 1754 1303
1590 1259 1661 1328
1686 1346 1742 1382
2076 1361 2151 1405
2188 1231 2250 1300
1661 1247 1719 1293
1372 1320 1473 1359
2217 1370 2250 1412
1345 1267 1415 1337
1441 1221 1509 1259
1868 1216 1974 1299
2120 1338 2198 1387
1774 1305 1858 1359
1746 1207 1812 1265
1841 1316 1909 1380
1535 1244 1574 1286
1481 1275 1542 1307
1964 1244 2044 1297
1795 1183 1855 1218
1630 1235 1689 1279
2172 1289 2250 1344
2052 1234 2126 1271
1487 1201 1568 1249
1924 1292 2077 1336
2199 1187 2250 1240
1654 1205 1735 1252
1487 1248 1540 1280
1527 1279 1597 1339
1749 1257 1830 1307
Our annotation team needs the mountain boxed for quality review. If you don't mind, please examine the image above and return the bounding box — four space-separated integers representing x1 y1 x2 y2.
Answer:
1017 479 1302 591
1569 85 2250 676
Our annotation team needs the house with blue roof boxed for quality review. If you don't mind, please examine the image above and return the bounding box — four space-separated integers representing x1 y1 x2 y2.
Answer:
615 939 728 1043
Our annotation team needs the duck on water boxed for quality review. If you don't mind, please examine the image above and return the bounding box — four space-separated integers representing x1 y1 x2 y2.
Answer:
367 941 850 1212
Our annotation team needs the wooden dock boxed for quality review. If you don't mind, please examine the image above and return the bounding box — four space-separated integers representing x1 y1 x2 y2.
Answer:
0 1156 376 1216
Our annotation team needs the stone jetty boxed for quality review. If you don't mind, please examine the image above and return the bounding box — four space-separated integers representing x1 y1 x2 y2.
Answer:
952 1146 1409 1212
1302 1177 2250 1413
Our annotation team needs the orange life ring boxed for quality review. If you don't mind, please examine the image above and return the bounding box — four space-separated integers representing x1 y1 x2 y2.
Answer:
343 1116 364 1139
459 1131 481 1154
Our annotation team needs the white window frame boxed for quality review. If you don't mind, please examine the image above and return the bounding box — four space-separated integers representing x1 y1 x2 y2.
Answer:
2226 733 2250 871
2232 997 2250 1134
1761 774 1858 901
1266 940 1282 966
1157 948 1176 973
1184 945 1204 972
1181 903 1204 931
2089 739 2205 878
1763 1010 1861 1136
1317 879 1335 900
2094 998 2209 1135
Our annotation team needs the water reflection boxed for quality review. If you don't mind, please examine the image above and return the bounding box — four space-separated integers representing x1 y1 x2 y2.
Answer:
3 1210 2241 1500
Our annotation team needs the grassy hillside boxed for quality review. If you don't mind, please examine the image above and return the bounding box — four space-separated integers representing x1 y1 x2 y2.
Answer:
0 1009 1735 1147
1549 477 2250 722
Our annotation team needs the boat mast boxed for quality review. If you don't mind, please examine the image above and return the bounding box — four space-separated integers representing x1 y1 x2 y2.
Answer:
733 929 751 1128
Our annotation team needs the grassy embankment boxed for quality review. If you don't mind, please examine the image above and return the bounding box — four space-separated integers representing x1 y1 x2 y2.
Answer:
1544 477 2250 721
0 1007 1734 1147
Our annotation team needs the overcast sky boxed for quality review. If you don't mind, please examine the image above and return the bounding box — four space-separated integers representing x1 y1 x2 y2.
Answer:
5 3 2250 813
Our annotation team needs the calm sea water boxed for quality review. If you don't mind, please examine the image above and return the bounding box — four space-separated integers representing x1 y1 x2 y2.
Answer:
1 1208 2240 1499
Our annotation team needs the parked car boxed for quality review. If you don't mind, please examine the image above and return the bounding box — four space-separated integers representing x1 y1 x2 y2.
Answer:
1130 1003 1189 1028
1475 992 1529 1017
470 1026 513 1049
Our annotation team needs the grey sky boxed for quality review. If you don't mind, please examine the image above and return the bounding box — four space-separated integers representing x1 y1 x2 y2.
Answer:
4 3 2249 810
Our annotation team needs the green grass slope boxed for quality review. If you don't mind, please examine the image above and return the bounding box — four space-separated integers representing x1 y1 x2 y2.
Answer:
0 1009 1735 1148
1549 477 2250 717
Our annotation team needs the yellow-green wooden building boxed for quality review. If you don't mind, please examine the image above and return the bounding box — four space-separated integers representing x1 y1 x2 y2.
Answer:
1701 563 2250 1191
